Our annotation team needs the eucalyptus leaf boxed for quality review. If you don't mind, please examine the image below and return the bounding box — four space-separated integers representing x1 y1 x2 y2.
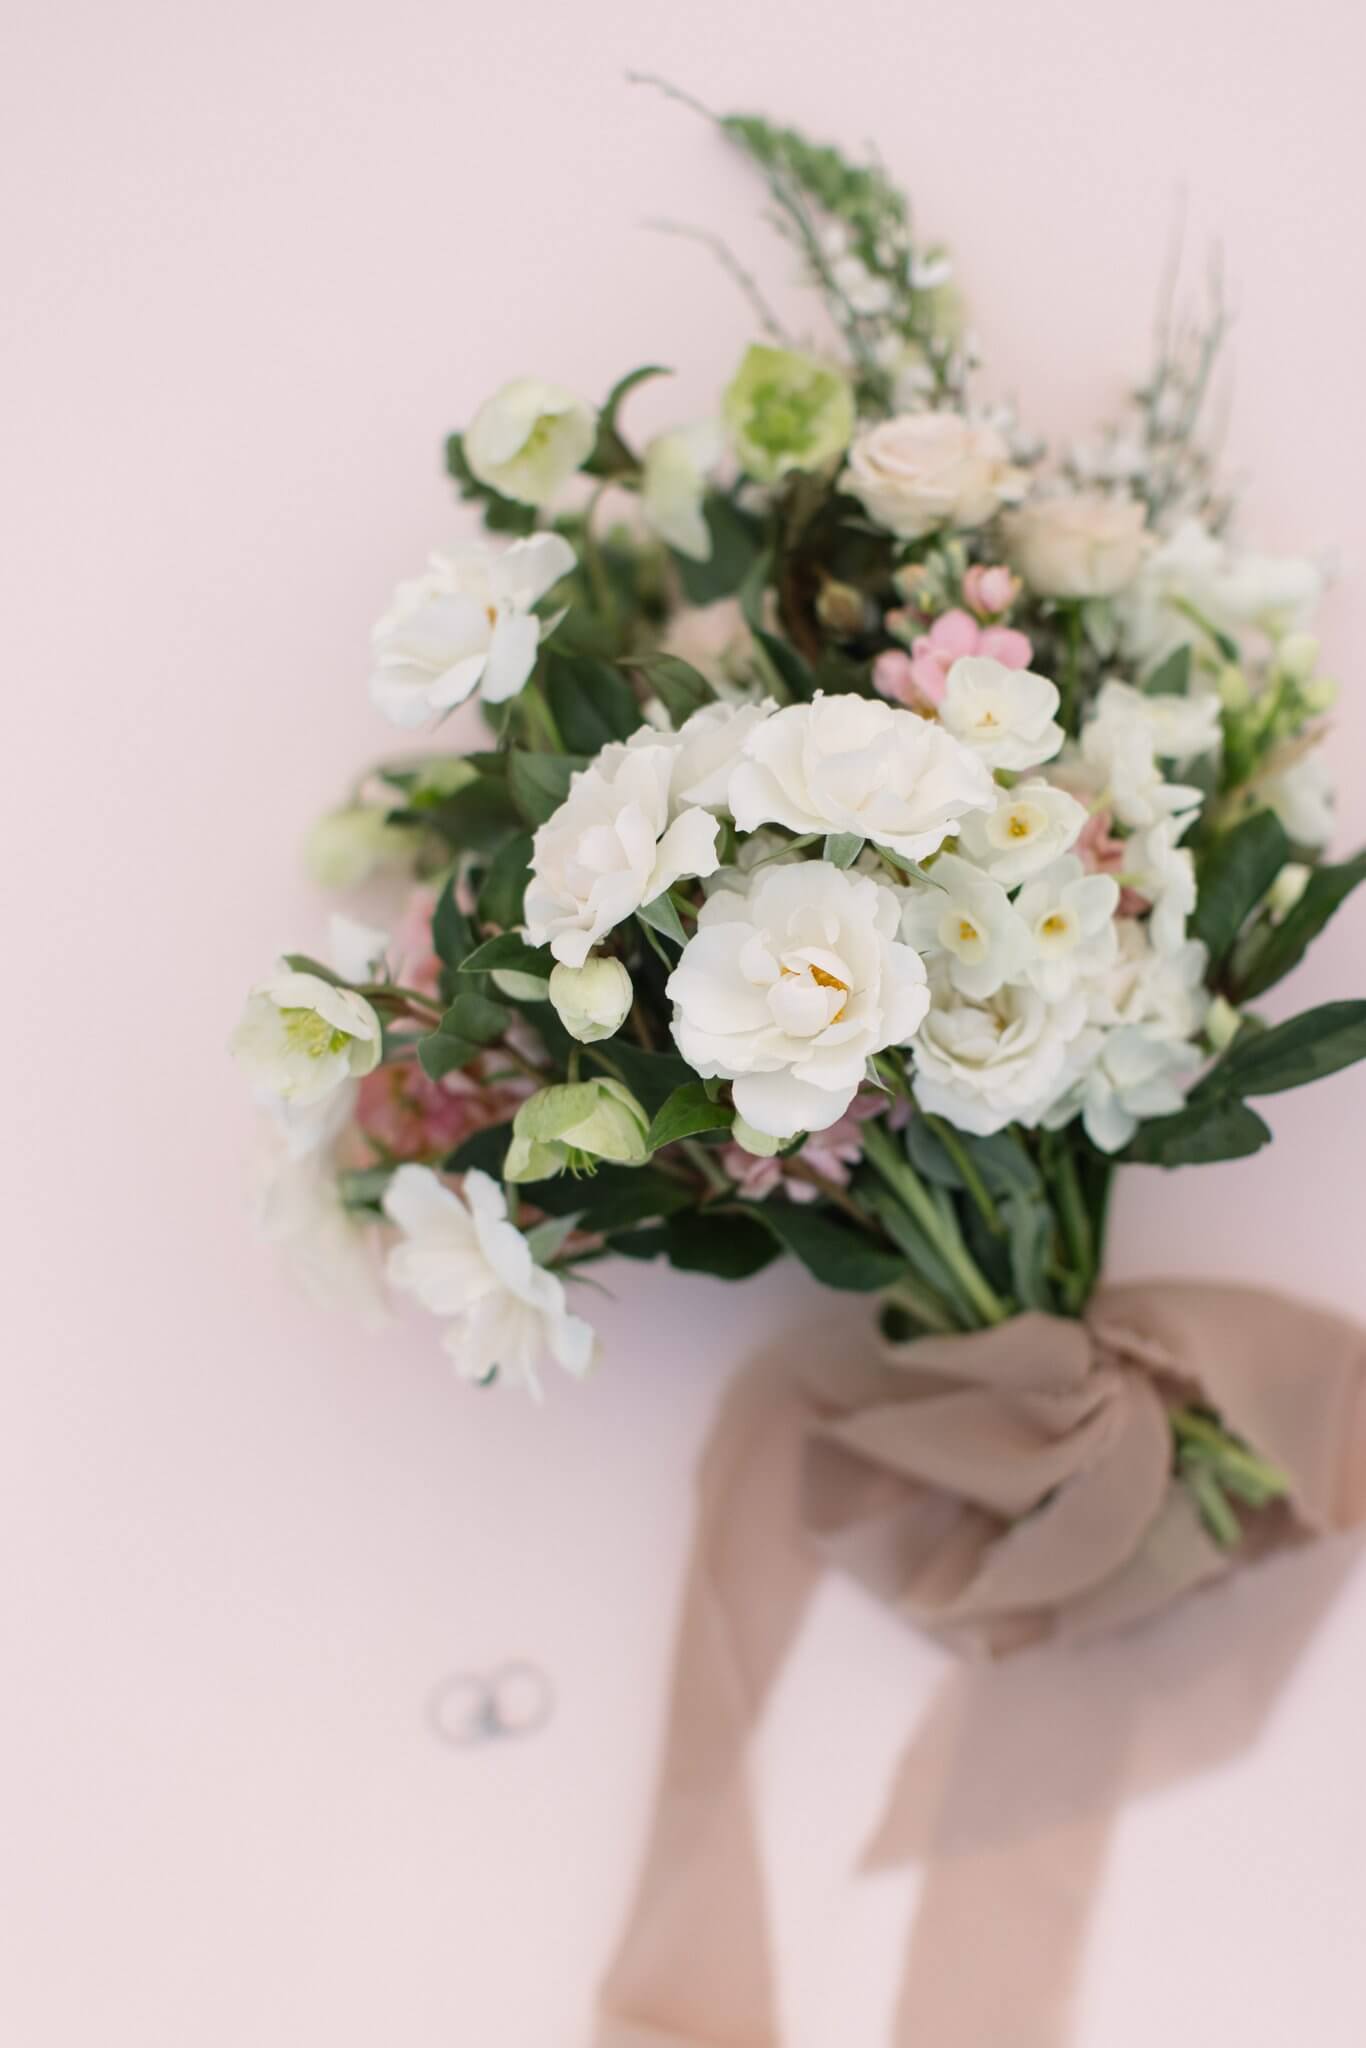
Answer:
637 892 688 946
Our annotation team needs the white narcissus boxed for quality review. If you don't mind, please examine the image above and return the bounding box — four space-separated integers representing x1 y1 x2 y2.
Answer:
728 692 995 861
938 656 1065 772
1012 858 1120 1000
1049 1027 1196 1154
641 423 724 561
382 1165 595 1398
523 742 721 967
463 378 597 506
899 854 1035 1000
1122 817 1196 955
369 533 576 727
953 780 1088 883
667 861 930 1139
909 964 1089 1136
1077 682 1204 829
230 965 382 1107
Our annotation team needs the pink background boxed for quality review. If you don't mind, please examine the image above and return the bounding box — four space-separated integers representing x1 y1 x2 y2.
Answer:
5 3 1366 2041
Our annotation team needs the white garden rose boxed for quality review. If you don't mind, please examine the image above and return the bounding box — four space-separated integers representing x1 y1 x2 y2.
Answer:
369 533 575 726
728 692 995 861
952 779 1087 883
1004 491 1149 598
523 742 721 967
382 1165 596 1397
938 656 1064 772
1013 858 1120 999
463 378 597 506
899 854 1034 1000
230 965 381 1107
641 422 723 561
667 861 930 1138
840 412 1025 540
909 963 1089 1136
629 696 777 814
547 957 634 1044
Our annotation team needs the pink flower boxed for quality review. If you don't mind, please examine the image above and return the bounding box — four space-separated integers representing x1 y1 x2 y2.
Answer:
357 1057 528 1163
389 885 444 1001
722 1091 884 1203
1076 809 1149 915
962 564 1021 618
882 609 1033 709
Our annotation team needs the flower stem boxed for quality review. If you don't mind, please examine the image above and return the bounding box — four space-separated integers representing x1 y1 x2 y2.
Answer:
1049 1135 1096 1311
926 1115 1004 1236
861 1121 1008 1326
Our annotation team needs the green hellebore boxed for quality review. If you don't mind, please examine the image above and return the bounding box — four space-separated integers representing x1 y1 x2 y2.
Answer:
722 343 855 484
503 1078 651 1184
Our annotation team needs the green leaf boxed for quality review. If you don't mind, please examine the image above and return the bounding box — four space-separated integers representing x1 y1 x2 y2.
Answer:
584 365 672 475
412 777 522 855
445 1124 511 1177
544 652 644 753
1004 1196 1057 1313
1124 1095 1273 1167
610 1208 779 1279
754 626 816 701
623 653 717 725
417 1022 479 1081
1191 809 1290 971
872 844 941 888
637 892 688 947
905 1119 1040 1199
672 493 764 606
748 1200 906 1292
431 871 474 974
281 952 343 986
859 1182 974 1322
1216 999 1366 1097
1143 645 1192 697
444 433 538 534
645 1082 734 1152
824 833 863 867
508 751 587 826
458 932 554 978
477 833 533 931
535 1165 694 1235
1232 848 1366 1001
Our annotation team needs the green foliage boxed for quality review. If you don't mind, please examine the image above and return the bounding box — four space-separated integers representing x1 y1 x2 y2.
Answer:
645 1082 734 1152
543 652 644 753
1217 999 1366 1096
1230 848 1366 1001
637 892 688 948
753 626 817 701
823 833 863 868
1191 809 1290 972
745 1197 906 1293
431 871 474 974
457 932 553 978
583 364 671 477
623 653 717 725
583 1039 697 1118
476 833 533 930
610 1209 780 1280
1143 645 1193 697
1124 1096 1273 1167
507 750 587 826
671 493 764 605
406 775 522 856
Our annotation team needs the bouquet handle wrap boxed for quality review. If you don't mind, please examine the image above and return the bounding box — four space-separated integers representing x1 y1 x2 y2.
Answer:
595 1283 1366 2048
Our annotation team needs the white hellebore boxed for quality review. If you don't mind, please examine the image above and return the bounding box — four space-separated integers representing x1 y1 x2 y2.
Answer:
840 412 1025 541
900 854 1034 1000
1013 858 1120 1000
728 692 995 862
231 964 381 1108
523 742 721 967
547 956 634 1044
641 422 724 561
910 966 1088 1137
953 780 1088 884
382 1165 595 1397
1003 491 1149 599
939 656 1065 772
667 861 930 1139
369 533 575 727
463 378 597 506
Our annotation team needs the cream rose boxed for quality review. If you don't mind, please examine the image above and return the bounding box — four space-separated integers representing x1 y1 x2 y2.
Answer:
909 965 1088 1137
666 861 930 1139
1004 491 1149 599
840 411 1025 541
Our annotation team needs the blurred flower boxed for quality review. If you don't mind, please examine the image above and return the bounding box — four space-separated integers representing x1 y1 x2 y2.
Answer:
642 422 724 560
356 1059 527 1163
841 412 1024 541
463 378 597 506
962 564 1021 618
231 965 381 1107
503 1079 650 1181
723 344 855 483
1262 749 1334 848
939 656 1064 772
892 608 1033 709
901 853 1035 999
1004 491 1149 599
954 780 1088 884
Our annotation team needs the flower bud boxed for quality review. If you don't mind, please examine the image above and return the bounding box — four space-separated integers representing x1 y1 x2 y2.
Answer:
1217 664 1251 710
1267 861 1312 924
548 957 633 1043
1275 633 1319 684
503 1079 650 1183
962 563 1021 619
1205 994 1242 1052
815 578 869 637
731 1114 782 1159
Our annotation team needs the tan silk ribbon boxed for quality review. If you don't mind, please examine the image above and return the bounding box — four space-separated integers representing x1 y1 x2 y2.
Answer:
594 1282 1366 2047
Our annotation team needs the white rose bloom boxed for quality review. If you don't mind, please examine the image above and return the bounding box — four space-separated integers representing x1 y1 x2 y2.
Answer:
231 965 382 1107
382 1165 595 1398
1262 750 1334 849
523 742 721 967
840 412 1025 541
1004 491 1149 599
900 854 1035 1000
1048 1027 1197 1154
729 692 995 861
463 378 597 506
939 656 1064 772
1013 858 1120 1000
953 779 1087 883
910 965 1089 1136
629 696 777 815
641 423 723 561
1077 682 1203 828
369 533 576 726
547 957 634 1044
1123 816 1197 955
667 861 930 1138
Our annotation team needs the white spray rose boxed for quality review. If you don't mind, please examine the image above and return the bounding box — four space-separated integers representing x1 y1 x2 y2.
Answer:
463 378 597 506
900 854 1034 1000
939 656 1064 772
909 965 1089 1136
1004 491 1149 599
952 779 1087 884
231 965 382 1107
547 957 634 1043
382 1165 595 1397
629 696 777 814
1013 858 1120 999
667 861 930 1138
641 422 723 561
523 742 721 967
728 692 994 861
369 533 575 726
840 412 1025 540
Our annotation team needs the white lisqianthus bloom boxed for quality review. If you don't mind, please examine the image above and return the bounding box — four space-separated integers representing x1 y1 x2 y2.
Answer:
1262 749 1334 849
1048 1027 1197 1154
230 965 382 1107
952 779 1088 884
909 964 1089 1137
899 854 1034 1000
523 742 721 967
1013 858 1120 1000
1122 816 1197 955
728 692 995 861
547 957 634 1044
938 656 1065 772
629 696 777 815
463 378 597 506
641 422 723 561
667 861 930 1139
1077 682 1203 829
369 533 576 726
382 1165 595 1398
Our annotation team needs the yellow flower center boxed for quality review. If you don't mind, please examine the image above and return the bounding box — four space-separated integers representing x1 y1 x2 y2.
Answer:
1006 811 1032 839
1040 913 1070 939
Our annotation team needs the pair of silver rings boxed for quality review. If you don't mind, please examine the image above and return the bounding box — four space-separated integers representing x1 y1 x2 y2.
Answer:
427 1662 555 1747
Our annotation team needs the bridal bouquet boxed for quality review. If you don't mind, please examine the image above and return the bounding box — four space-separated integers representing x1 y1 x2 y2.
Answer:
234 89 1364 1550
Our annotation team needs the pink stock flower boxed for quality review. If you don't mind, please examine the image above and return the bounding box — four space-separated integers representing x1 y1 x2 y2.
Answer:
962 564 1021 618
357 1056 530 1163
722 1092 885 1204
876 608 1033 710
389 885 444 1001
1076 808 1149 915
